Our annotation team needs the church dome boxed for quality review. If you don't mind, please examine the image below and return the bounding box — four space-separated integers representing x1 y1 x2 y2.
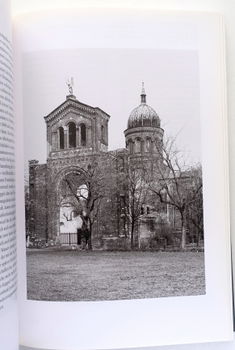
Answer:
127 83 160 129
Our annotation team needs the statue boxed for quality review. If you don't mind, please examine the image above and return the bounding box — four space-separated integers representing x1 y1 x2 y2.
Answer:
66 77 74 95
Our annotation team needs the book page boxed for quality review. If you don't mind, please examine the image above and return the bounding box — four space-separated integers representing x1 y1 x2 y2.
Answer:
0 0 18 349
14 9 232 350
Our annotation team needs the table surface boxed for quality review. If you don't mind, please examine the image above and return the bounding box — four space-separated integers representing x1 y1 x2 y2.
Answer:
20 336 235 350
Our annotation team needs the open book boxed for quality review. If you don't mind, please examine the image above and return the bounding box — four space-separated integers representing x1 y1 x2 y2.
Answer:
0 1 233 349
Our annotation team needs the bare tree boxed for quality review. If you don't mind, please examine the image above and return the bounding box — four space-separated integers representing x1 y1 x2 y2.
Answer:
148 136 203 250
62 154 115 250
61 156 113 249
186 167 204 246
125 162 149 249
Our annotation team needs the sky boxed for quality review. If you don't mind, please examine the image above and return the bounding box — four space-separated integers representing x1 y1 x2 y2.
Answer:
22 48 200 166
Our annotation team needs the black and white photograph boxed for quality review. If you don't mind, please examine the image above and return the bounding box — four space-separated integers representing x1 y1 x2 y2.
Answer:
24 48 205 302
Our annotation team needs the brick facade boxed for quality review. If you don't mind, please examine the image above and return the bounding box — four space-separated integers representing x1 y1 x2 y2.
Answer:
27 87 185 249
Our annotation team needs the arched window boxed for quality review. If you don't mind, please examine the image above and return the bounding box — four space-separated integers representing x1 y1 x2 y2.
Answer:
128 140 134 154
135 139 141 153
101 125 105 142
68 122 76 148
141 139 145 153
81 123 86 146
59 127 64 150
145 138 152 152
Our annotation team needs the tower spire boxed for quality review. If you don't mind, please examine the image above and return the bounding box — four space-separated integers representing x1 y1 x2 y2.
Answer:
141 81 146 104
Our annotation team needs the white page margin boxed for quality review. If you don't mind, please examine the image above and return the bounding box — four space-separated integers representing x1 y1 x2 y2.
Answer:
14 9 233 350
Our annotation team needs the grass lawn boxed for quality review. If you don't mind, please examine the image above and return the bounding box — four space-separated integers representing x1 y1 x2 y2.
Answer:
27 250 205 301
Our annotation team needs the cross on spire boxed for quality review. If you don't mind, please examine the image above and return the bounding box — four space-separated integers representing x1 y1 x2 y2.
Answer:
141 81 146 104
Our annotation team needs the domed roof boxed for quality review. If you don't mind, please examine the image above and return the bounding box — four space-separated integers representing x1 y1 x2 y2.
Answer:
127 83 160 129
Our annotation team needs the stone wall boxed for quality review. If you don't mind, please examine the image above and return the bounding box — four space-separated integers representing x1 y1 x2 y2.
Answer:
28 161 47 240
27 148 195 250
28 149 129 246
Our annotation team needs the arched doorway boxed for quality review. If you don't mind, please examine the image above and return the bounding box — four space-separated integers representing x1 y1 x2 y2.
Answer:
52 168 88 245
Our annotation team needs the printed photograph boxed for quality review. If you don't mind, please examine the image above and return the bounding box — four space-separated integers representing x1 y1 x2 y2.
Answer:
23 48 205 301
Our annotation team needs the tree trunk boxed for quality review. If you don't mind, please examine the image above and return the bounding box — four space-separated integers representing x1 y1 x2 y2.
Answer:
197 228 200 247
131 222 135 250
181 212 186 250
88 235 92 250
87 222 93 250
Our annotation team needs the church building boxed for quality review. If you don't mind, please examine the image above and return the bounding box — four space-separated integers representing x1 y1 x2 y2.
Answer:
27 83 178 250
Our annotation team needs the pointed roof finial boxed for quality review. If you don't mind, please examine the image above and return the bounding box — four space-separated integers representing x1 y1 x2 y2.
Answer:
141 81 145 95
141 81 146 104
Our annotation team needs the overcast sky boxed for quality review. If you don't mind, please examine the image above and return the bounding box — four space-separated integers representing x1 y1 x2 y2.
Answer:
22 48 200 166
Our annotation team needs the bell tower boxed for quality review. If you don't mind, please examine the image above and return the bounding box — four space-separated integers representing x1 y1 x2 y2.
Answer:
44 84 110 159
